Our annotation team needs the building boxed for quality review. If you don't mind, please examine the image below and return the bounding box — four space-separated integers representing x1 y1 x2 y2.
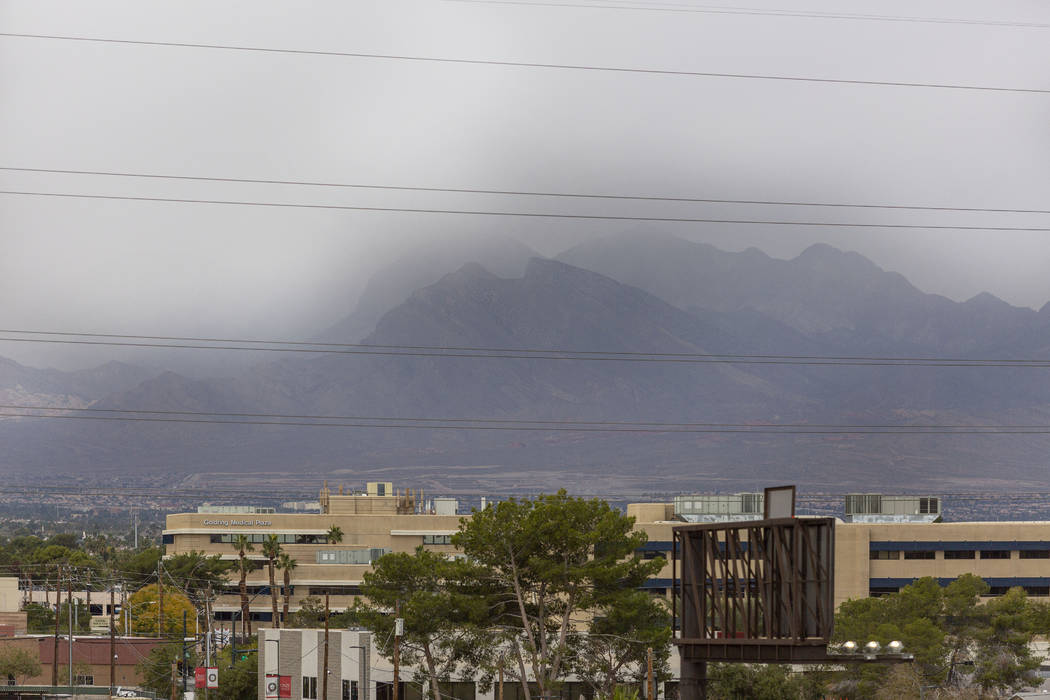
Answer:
163 483 463 627
0 635 164 687
258 629 372 700
625 494 1050 609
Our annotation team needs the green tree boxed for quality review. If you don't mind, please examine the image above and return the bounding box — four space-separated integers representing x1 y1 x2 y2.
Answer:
569 590 672 699
708 664 812 700
972 587 1041 694
356 548 489 700
261 535 283 629
286 596 327 628
56 598 91 634
452 491 665 700
0 645 42 684
136 642 199 698
163 551 235 611
25 602 55 634
214 640 258 700
122 584 198 637
231 535 256 639
327 525 344 544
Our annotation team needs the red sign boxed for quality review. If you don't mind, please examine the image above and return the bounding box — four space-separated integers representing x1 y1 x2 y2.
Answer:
279 675 292 698
194 667 207 689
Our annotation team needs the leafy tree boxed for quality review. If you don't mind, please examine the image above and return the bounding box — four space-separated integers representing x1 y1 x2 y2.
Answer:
136 642 199 698
356 548 489 700
230 535 256 639
112 546 163 589
278 553 297 625
163 551 235 611
25 602 55 633
56 599 91 634
972 587 1041 694
708 664 812 700
261 535 283 629
122 584 198 637
569 590 671 699
287 596 328 628
0 645 42 684
327 525 344 544
452 491 665 700
214 640 258 700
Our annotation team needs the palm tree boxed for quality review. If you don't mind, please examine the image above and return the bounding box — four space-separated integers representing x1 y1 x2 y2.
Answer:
278 553 297 625
327 525 344 545
261 535 282 629
232 534 254 639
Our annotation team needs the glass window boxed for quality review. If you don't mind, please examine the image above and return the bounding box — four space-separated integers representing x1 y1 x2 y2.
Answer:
423 535 452 545
343 680 358 700
980 550 1010 559
869 587 900 597
304 677 318 699
944 550 975 559
869 551 900 560
1021 550 1050 559
904 551 935 560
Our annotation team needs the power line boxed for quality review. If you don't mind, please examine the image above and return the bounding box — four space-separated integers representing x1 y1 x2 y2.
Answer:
2 330 1050 367
4 190 1050 233
5 165 1049 215
2 32 1048 95
3 403 1049 430
445 0 1050 29
4 410 1050 434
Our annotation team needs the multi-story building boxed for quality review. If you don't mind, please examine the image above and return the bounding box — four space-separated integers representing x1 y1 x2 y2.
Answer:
164 485 1050 632
163 483 463 627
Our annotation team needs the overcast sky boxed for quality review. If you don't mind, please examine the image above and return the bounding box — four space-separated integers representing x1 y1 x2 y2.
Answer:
2 0 1050 370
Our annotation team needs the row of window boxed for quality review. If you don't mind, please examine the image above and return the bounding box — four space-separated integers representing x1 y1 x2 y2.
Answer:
308 586 362 596
872 585 1050 598
871 550 1050 560
209 533 329 545
423 535 452 545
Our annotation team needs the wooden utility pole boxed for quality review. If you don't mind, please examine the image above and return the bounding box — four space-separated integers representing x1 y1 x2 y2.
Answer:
158 562 165 637
498 659 504 700
647 647 655 700
67 576 74 687
170 661 177 700
51 565 61 686
110 588 116 695
392 602 400 700
323 593 330 700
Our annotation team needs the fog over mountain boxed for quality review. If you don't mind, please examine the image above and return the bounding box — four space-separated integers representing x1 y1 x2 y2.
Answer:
3 236 1050 493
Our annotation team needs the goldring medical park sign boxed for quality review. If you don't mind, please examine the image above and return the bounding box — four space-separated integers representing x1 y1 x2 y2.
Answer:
201 519 274 526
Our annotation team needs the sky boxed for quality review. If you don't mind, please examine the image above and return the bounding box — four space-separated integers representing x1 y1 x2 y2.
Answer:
2 0 1050 371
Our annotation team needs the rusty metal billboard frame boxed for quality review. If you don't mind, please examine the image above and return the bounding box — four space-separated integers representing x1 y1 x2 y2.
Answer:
672 516 836 665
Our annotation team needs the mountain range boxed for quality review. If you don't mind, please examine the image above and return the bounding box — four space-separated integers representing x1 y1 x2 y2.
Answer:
3 234 1049 494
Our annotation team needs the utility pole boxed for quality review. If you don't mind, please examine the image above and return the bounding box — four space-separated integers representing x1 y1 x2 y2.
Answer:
182 611 189 693
323 593 330 700
205 585 212 700
52 565 61 686
170 661 177 700
647 647 654 700
67 576 73 687
498 659 504 700
392 602 401 700
158 561 165 638
110 588 116 695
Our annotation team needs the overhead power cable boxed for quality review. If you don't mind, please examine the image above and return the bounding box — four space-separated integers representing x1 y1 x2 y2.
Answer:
1 32 1047 95
4 410 1050 434
445 0 1050 29
2 329 1050 367
4 190 1050 233
5 166 1049 215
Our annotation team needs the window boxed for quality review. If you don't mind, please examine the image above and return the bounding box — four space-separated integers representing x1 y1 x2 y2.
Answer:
1021 550 1050 559
343 680 358 700
944 550 975 559
1026 586 1050 596
303 677 318 699
869 587 900 597
980 550 1010 559
308 586 361 596
75 675 94 686
209 533 329 545
904 551 935 560
869 551 900 560
846 495 882 515
423 535 452 545
919 497 939 514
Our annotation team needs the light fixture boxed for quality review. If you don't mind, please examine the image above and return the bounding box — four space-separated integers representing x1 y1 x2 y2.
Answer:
864 641 881 654
841 641 857 653
886 640 904 653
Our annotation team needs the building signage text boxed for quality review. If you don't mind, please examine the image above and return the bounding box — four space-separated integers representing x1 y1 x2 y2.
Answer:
202 519 273 526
